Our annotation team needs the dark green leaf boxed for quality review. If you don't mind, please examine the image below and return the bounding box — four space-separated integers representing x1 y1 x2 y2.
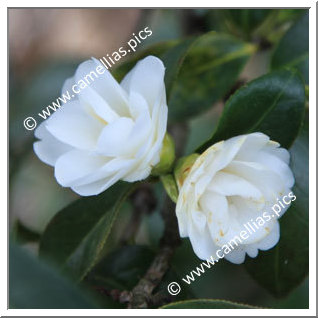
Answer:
11 220 41 244
168 32 255 122
86 245 155 290
197 69 305 153
271 12 309 84
245 116 308 297
161 299 258 309
39 182 133 280
223 9 273 38
9 244 98 309
160 37 196 100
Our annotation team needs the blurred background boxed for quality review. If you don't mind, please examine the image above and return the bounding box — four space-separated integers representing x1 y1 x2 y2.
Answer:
9 8 308 309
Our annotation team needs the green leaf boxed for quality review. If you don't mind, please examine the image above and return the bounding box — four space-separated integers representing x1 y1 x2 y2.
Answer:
160 37 197 100
223 9 273 38
9 244 98 309
271 12 309 84
168 32 256 122
161 299 258 309
197 69 305 153
86 245 155 290
39 182 133 280
11 220 41 244
245 116 308 297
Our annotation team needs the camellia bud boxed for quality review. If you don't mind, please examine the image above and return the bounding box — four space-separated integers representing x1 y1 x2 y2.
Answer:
160 174 178 203
151 133 176 176
174 153 200 189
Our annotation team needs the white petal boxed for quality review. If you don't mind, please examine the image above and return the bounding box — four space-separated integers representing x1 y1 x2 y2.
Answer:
255 151 294 188
224 247 246 264
245 245 259 258
123 166 151 182
74 158 134 186
188 220 219 260
120 56 165 112
204 135 247 175
33 122 73 166
253 221 280 251
46 101 104 150
127 88 168 174
80 88 120 124
235 132 269 161
265 143 290 164
208 171 263 200
225 160 285 202
199 191 230 243
72 178 116 196
191 210 207 232
96 117 135 157
71 168 130 196
77 58 130 117
54 150 107 187
61 77 77 101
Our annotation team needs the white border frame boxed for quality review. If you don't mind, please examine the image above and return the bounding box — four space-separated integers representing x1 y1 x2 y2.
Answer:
3 1 316 316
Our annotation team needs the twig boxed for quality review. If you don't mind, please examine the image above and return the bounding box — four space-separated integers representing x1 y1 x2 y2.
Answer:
120 196 181 308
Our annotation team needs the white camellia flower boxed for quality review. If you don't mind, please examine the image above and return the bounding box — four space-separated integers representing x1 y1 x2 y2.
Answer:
175 132 295 264
34 56 168 196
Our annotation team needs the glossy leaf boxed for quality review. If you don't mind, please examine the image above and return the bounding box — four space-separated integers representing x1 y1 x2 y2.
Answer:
223 9 273 37
271 12 309 84
9 244 98 309
168 32 256 121
161 299 257 309
86 245 155 290
197 69 305 153
160 37 197 99
245 116 309 297
39 182 133 280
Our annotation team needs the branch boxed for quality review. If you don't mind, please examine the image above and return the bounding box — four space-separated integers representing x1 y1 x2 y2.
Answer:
120 196 181 308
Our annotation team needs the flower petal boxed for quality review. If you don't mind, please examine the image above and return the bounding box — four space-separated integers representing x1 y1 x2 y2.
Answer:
208 171 263 200
96 117 135 157
46 101 104 150
120 56 165 112
33 122 73 166
76 58 130 118
188 221 219 260
61 77 77 101
224 247 246 264
55 150 107 187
